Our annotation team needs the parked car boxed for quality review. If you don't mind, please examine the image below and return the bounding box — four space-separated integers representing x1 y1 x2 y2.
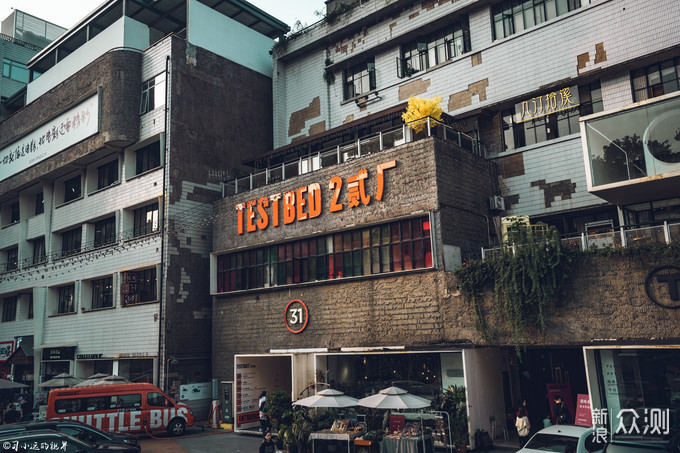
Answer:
0 419 140 451
517 425 606 453
0 430 140 452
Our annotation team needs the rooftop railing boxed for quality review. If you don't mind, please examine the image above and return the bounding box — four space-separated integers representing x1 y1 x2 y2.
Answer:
223 117 487 197
481 221 680 258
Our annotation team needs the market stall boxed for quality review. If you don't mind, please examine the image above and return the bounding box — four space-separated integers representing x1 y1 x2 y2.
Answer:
309 420 365 453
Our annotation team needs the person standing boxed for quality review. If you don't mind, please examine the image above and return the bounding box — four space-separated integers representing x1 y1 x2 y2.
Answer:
258 391 269 437
552 395 571 425
516 407 531 448
259 431 276 453
3 404 20 424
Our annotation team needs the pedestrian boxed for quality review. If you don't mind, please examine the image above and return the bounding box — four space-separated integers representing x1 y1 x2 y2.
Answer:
259 431 276 453
258 391 269 437
516 407 531 448
552 395 571 425
543 414 552 428
516 399 528 418
3 404 20 424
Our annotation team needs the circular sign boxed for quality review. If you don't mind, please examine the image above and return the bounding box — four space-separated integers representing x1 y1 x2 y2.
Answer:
284 299 309 334
645 265 680 309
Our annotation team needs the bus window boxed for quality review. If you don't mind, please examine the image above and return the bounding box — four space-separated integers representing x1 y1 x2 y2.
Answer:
147 392 170 407
111 394 141 409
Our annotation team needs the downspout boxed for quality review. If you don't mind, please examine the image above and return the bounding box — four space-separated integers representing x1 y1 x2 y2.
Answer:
158 54 170 390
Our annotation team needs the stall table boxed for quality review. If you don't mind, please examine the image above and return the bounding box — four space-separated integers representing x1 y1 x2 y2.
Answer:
310 430 364 453
380 434 434 453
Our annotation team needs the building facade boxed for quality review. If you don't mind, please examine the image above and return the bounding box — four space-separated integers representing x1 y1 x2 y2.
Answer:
0 10 66 119
211 0 680 443
0 0 287 407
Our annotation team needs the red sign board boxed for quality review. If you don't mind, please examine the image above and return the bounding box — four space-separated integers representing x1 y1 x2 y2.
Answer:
574 394 592 427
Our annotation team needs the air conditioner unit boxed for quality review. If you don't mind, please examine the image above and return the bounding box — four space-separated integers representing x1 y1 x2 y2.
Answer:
489 195 505 211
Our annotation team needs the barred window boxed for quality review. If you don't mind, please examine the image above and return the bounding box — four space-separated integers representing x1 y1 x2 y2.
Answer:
216 216 433 293
94 217 116 247
61 227 82 257
121 268 157 305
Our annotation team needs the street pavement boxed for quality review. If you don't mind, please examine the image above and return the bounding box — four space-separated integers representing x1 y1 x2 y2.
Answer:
138 425 262 453
137 424 519 453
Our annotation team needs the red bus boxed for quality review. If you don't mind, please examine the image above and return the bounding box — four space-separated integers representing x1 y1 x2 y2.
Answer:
46 383 194 436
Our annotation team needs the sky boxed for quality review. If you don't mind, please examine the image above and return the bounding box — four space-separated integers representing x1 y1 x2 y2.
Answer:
0 0 325 33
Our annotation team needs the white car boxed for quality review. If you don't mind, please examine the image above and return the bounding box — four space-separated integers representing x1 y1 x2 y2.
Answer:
517 425 607 453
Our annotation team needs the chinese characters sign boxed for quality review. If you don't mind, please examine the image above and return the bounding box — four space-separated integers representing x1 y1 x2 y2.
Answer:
235 160 397 235
515 86 580 123
0 94 99 182
0 341 13 362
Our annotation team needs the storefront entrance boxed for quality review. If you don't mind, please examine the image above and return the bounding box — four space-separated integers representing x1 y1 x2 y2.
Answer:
233 354 292 433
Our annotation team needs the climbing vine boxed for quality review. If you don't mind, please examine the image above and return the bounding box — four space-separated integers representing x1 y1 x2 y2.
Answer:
454 219 573 356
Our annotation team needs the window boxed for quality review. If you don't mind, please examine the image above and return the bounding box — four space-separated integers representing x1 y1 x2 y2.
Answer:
28 294 33 319
2 58 29 83
61 227 82 257
147 392 170 407
135 142 161 175
9 202 19 224
139 72 166 115
57 284 76 314
91 277 113 309
64 175 82 203
344 60 376 99
35 192 44 215
398 17 470 78
6 247 18 271
492 0 582 40
501 82 602 151
97 160 119 190
94 217 116 247
32 237 46 264
2 296 17 322
133 203 159 237
632 57 680 102
121 268 157 305
217 216 433 292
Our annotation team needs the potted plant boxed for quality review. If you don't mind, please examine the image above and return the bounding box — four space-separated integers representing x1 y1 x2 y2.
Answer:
433 385 469 452
278 410 313 453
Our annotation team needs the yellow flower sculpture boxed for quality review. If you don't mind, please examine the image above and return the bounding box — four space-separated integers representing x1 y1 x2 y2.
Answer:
401 95 444 133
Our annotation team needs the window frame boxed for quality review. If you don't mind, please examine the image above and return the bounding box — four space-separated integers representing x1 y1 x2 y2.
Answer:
492 0 582 41
94 217 117 248
631 57 680 102
139 72 166 115
133 202 159 237
90 276 114 310
61 227 82 257
32 237 46 264
9 202 20 224
121 268 158 305
5 247 18 271
35 192 44 215
217 216 433 293
57 284 76 314
2 296 17 322
63 175 82 203
135 142 161 175
344 59 376 99
2 58 30 83
97 160 119 190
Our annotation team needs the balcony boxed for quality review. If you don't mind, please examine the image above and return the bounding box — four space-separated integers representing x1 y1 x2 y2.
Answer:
581 92 680 205
223 117 487 196
482 220 680 258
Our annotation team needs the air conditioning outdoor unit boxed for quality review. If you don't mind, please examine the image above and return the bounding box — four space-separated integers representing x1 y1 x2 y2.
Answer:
489 195 505 211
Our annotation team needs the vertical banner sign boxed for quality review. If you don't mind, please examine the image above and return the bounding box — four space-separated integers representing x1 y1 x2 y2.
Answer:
285 299 308 334
574 394 593 427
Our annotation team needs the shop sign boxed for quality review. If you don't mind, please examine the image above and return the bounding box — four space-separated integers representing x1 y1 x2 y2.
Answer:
285 299 308 334
0 94 99 182
0 341 14 362
574 394 593 427
42 347 75 361
180 382 211 401
515 86 580 123
76 354 104 360
235 160 397 235
645 265 680 309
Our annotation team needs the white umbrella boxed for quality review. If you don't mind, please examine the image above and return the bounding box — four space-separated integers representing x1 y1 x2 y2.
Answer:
357 386 431 409
73 373 113 387
38 373 83 388
294 388 359 408
0 379 29 389
88 375 131 385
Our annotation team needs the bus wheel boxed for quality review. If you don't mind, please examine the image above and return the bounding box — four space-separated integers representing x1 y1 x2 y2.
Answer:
167 418 186 436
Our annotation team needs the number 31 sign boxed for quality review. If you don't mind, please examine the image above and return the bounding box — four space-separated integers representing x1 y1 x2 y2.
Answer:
285 299 309 334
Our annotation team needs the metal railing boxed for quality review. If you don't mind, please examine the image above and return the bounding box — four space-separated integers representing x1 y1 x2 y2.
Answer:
481 221 680 258
223 117 486 196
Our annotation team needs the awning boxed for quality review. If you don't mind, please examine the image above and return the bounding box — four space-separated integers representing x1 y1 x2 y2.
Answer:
5 337 34 366
33 342 78 350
